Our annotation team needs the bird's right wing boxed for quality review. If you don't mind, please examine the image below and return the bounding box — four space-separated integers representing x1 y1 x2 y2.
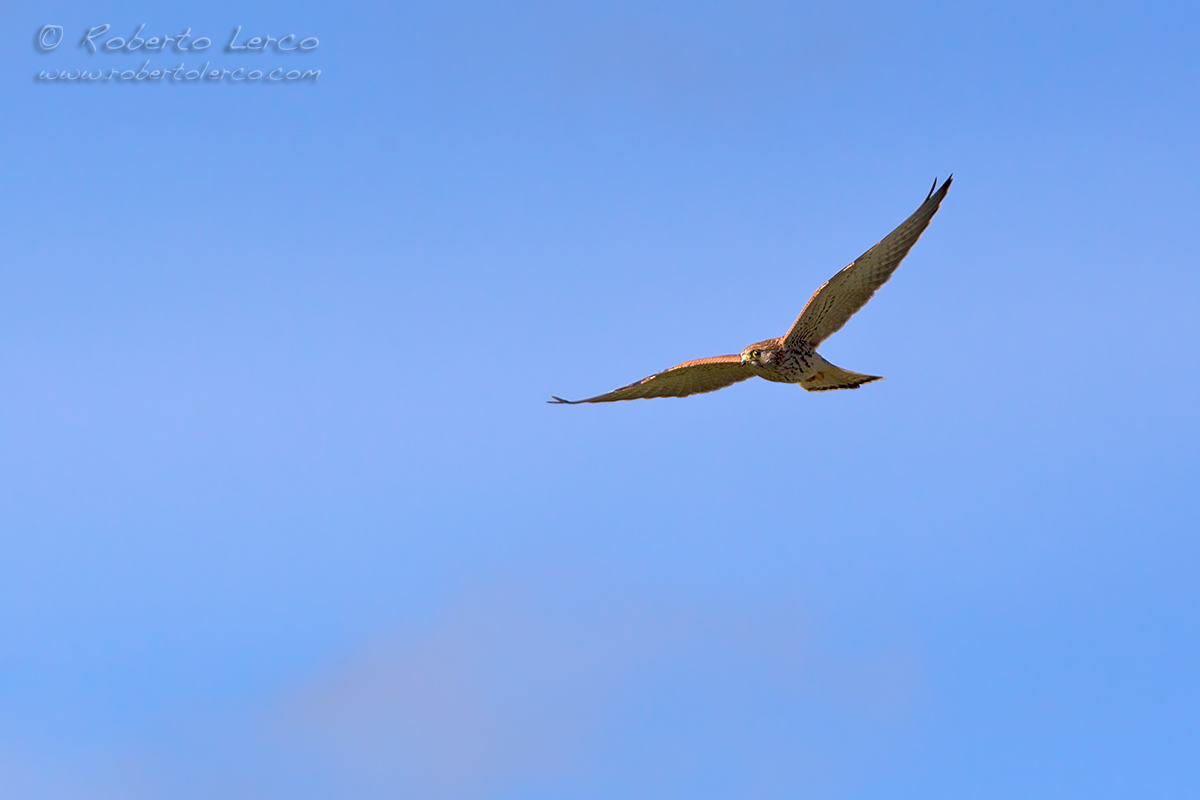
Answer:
549 355 752 403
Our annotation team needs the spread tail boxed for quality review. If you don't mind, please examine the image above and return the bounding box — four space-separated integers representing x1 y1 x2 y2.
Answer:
800 358 882 392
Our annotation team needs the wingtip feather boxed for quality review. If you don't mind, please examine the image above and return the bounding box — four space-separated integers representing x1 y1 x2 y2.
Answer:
926 174 953 201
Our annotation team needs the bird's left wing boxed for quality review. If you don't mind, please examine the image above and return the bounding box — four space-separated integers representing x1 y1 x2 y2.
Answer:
783 176 952 349
549 355 751 403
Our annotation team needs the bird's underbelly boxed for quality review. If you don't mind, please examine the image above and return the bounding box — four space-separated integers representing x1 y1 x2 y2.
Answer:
760 348 817 383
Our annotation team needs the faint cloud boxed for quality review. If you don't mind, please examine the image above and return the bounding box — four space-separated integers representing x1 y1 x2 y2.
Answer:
0 580 921 800
270 582 919 798
0 737 149 800
281 597 620 796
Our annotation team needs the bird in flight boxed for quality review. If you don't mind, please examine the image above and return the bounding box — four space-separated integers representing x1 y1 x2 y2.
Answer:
549 177 952 404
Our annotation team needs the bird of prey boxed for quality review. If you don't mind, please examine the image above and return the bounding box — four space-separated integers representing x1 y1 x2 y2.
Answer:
549 177 951 404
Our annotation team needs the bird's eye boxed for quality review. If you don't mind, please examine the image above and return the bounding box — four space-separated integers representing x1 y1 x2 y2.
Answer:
751 349 761 358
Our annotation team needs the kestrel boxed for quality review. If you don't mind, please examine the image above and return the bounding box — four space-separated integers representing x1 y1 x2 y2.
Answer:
549 177 951 404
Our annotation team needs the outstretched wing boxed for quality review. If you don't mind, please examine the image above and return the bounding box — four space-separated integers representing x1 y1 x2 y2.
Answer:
784 176 952 349
549 355 751 404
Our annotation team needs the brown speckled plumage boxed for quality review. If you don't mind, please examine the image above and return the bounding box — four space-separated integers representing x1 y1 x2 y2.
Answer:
550 177 951 404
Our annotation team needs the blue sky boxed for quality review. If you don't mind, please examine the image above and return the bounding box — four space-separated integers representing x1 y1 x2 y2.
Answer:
1 1 1198 797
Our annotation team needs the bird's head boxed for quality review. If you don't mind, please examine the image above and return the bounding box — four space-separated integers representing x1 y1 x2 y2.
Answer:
740 340 779 367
